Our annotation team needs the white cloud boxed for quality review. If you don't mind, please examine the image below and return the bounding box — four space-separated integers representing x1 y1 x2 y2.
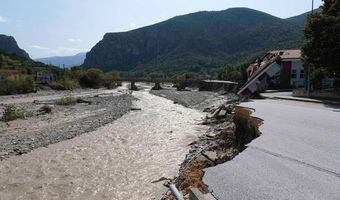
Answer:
68 38 82 43
58 47 79 52
29 45 50 50
57 47 90 54
29 45 89 57
0 16 8 23
129 22 137 29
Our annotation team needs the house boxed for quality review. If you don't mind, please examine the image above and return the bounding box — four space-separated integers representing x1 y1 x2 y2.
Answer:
238 49 305 97
0 69 21 81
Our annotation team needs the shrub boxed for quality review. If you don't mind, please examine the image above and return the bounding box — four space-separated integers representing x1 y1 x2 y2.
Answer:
104 70 121 89
59 77 79 90
48 81 65 90
219 65 243 83
1 105 33 122
0 76 36 95
20 76 36 93
310 67 328 90
172 71 199 89
48 78 79 90
55 96 78 105
79 68 104 88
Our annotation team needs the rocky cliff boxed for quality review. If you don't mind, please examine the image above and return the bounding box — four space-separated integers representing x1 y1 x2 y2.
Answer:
0 34 29 59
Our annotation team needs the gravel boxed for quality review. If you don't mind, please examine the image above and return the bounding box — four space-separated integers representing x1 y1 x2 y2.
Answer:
150 88 239 111
0 93 134 160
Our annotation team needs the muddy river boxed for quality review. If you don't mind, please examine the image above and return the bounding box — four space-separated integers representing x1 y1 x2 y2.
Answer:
0 87 208 200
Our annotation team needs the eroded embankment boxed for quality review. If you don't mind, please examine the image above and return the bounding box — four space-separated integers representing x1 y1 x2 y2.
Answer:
162 104 263 199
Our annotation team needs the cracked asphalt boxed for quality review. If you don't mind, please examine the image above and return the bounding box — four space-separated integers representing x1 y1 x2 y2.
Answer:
203 99 340 200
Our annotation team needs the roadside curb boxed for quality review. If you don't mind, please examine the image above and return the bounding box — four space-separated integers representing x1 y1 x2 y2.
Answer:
260 94 340 105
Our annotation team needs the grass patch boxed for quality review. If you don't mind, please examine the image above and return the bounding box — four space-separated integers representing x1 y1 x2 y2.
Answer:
1 105 33 122
55 96 79 106
55 96 91 106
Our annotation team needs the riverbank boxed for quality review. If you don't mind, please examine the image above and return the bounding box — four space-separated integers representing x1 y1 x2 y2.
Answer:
150 88 238 111
150 88 257 199
0 89 134 160
0 85 253 200
0 88 209 199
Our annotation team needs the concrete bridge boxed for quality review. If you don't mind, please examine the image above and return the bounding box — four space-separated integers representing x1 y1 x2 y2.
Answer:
115 77 238 91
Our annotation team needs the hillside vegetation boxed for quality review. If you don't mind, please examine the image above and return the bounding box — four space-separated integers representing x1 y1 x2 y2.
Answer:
84 8 304 75
0 51 59 73
0 51 60 95
286 7 322 27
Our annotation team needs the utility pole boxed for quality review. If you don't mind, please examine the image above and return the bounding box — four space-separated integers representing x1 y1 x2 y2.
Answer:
307 0 314 97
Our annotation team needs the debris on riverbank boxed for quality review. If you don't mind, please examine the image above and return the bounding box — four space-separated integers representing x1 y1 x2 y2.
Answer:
154 90 263 199
150 88 238 111
0 91 134 160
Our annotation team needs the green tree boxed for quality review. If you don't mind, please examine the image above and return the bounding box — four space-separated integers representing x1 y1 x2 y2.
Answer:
310 67 328 90
219 65 242 82
238 63 251 85
302 0 340 87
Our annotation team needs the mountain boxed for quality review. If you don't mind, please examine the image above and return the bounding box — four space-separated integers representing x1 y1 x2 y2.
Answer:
0 34 30 59
84 8 304 74
286 7 322 27
35 52 86 68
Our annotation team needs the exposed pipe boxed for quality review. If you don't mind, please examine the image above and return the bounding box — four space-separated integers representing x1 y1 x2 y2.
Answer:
169 184 184 200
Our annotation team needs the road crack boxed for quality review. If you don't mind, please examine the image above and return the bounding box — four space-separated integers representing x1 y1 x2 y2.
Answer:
249 146 340 178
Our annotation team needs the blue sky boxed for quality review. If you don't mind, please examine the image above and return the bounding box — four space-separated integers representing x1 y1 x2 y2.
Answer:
0 0 323 58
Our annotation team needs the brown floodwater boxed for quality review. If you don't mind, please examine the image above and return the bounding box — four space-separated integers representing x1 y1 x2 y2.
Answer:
0 88 208 200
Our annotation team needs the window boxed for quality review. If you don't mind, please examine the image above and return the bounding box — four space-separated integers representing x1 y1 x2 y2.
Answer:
300 70 305 79
291 69 297 79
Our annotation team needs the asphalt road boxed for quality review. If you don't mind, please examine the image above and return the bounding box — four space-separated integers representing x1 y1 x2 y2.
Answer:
203 99 340 200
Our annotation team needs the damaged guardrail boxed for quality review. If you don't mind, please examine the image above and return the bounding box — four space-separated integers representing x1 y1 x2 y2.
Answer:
170 184 185 200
